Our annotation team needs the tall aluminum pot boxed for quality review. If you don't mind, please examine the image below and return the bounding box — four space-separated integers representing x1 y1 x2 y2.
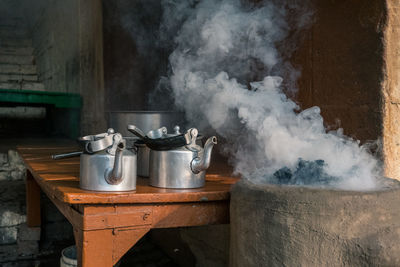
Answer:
107 111 185 177
108 111 185 136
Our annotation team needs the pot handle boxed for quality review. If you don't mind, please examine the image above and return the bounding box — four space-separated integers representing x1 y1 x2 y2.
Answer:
104 139 126 185
51 151 83 160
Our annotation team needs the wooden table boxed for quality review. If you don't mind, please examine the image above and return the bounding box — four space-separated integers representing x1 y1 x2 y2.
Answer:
18 145 238 267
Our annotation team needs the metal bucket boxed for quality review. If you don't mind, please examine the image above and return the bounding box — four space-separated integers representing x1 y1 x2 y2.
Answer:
108 111 186 177
60 246 77 267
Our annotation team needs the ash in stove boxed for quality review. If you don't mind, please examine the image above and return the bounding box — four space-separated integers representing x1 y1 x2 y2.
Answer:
272 159 339 186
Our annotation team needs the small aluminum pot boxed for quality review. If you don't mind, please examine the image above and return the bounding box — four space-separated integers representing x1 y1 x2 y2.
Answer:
108 111 185 136
80 150 137 191
149 134 217 189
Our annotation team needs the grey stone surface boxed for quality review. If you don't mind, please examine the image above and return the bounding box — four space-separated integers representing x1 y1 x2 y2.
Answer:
0 73 38 82
0 38 32 47
21 82 45 91
0 153 7 165
0 180 26 202
0 107 45 120
0 203 26 227
0 47 34 56
0 181 26 228
0 81 45 91
0 244 18 262
17 240 39 256
0 64 36 75
18 224 40 241
1 261 40 267
0 151 26 181
180 225 229 267
151 226 229 267
230 179 400 267
0 55 33 65
0 226 18 244
8 150 23 167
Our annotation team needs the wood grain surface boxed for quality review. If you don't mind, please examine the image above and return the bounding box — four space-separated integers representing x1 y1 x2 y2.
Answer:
17 145 239 204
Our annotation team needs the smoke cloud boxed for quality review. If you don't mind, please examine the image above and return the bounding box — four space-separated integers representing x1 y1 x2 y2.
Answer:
158 0 381 190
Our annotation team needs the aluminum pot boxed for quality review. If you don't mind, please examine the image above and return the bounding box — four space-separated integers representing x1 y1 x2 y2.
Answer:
108 111 185 177
79 130 137 191
135 142 149 177
149 129 217 189
107 111 185 137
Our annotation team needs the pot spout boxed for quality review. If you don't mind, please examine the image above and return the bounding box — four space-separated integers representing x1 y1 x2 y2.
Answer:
105 140 125 185
191 136 217 174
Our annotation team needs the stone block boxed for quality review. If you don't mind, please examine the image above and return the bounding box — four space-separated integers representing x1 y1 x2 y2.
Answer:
1 261 39 267
21 82 45 91
0 153 8 165
10 170 25 181
0 28 28 39
17 240 39 256
0 55 33 65
0 181 26 202
151 226 228 267
18 224 40 241
0 150 26 181
0 74 37 82
0 107 45 120
0 227 18 245
0 38 32 47
8 150 25 172
0 47 34 56
180 225 230 267
0 186 26 227
0 207 26 227
0 172 11 181
0 64 36 75
0 82 20 90
0 244 18 262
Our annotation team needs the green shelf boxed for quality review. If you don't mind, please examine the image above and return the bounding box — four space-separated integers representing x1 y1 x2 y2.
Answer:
0 89 82 108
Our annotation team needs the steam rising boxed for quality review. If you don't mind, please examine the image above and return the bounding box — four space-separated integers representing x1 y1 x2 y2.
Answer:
160 0 381 190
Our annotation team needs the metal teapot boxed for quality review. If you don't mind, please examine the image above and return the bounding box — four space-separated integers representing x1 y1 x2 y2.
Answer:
149 127 217 189
79 129 137 191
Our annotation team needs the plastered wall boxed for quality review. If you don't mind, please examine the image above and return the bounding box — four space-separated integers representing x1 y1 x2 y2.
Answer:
29 0 106 134
382 1 400 180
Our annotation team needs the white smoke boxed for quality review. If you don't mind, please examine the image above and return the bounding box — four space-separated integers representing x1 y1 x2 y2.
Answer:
160 0 381 190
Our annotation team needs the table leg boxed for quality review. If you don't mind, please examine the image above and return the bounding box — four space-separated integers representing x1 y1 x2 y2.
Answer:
25 170 41 227
74 228 113 267
74 226 150 267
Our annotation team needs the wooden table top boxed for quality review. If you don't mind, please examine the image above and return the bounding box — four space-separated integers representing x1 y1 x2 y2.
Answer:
18 145 239 205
